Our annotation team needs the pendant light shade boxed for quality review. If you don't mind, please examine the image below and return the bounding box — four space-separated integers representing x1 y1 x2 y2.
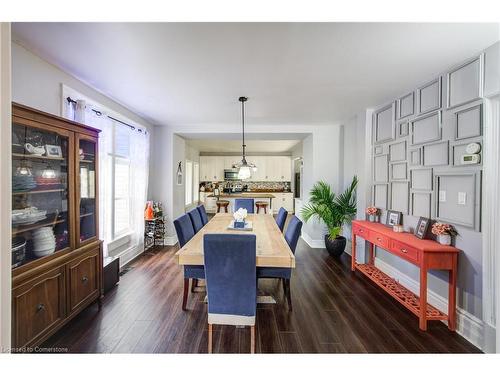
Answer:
234 96 256 180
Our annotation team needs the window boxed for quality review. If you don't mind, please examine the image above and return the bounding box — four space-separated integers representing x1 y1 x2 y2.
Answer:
193 162 199 204
114 158 130 236
185 160 193 206
185 160 199 208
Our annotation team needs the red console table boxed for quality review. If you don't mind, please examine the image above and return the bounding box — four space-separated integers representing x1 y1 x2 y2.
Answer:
351 220 459 331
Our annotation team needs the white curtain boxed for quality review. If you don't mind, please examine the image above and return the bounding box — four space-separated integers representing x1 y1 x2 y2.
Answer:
69 99 149 259
129 128 150 253
72 100 113 257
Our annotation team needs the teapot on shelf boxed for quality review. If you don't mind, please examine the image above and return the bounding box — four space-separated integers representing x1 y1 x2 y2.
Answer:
24 143 46 156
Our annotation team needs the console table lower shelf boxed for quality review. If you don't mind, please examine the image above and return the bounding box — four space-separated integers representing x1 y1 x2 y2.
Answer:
351 220 459 331
355 263 448 321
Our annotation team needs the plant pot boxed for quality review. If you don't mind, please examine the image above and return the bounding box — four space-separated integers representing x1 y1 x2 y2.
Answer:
325 235 346 257
437 234 451 245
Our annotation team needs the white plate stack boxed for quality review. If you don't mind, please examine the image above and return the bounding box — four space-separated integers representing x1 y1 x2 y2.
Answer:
32 227 56 258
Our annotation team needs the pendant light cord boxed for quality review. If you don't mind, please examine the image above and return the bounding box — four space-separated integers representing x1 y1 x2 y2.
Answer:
241 98 246 161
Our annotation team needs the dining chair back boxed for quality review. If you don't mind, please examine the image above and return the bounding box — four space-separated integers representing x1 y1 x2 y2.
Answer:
173 214 195 248
284 215 303 254
197 204 209 225
203 233 257 353
234 198 254 214
275 207 288 232
187 207 204 232
174 213 204 310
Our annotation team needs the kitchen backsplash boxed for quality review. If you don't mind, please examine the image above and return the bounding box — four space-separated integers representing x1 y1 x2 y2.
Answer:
201 181 291 192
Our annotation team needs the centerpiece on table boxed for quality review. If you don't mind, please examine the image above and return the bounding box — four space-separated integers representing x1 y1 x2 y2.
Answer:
229 208 252 230
431 222 458 245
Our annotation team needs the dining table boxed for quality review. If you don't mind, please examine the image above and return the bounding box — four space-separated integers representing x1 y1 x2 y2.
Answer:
175 213 296 268
175 213 295 303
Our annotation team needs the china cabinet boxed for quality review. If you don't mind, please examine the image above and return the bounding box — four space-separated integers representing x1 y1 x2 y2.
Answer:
11 103 103 349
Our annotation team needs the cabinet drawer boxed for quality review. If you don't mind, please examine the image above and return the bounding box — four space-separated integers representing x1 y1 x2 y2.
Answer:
13 267 66 348
369 231 390 249
69 250 99 312
391 240 419 263
352 225 369 238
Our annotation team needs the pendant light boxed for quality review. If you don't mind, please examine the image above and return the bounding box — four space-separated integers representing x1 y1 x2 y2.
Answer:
234 96 257 180
15 160 32 176
41 163 57 179
15 126 32 176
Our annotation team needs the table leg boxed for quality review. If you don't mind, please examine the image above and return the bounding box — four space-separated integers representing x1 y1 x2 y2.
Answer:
448 254 458 331
419 263 428 331
369 242 374 265
351 231 356 271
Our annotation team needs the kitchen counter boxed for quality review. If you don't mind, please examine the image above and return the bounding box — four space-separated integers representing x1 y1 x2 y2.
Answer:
206 193 277 198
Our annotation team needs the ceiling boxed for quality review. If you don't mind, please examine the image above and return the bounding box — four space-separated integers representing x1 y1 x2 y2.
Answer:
12 23 499 128
186 139 301 153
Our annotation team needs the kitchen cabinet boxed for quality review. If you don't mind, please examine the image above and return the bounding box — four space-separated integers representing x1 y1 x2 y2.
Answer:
224 156 239 170
200 155 292 182
200 156 224 181
205 196 218 213
272 193 294 214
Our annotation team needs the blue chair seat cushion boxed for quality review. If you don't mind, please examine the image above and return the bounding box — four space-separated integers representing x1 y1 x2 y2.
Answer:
257 266 291 279
184 265 205 279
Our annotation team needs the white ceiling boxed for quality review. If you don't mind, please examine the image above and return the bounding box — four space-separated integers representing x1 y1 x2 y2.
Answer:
187 139 300 153
12 23 499 127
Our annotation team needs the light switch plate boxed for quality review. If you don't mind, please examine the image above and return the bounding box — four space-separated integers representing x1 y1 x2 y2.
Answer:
439 190 446 202
458 192 467 205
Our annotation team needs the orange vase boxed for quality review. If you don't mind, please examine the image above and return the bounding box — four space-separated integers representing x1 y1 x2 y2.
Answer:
145 202 154 220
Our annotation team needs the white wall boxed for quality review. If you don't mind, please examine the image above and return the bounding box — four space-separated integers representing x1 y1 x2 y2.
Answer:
11 42 154 132
344 43 500 350
0 22 12 352
11 42 156 267
342 110 372 263
149 123 344 246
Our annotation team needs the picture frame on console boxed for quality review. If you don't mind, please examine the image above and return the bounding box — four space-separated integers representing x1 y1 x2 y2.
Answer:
415 216 430 239
386 210 402 227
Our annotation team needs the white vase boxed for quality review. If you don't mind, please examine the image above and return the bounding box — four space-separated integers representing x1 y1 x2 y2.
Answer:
368 215 376 222
437 234 451 245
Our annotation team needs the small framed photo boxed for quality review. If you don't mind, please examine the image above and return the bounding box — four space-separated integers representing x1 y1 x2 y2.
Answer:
45 144 62 158
415 217 430 239
386 210 402 226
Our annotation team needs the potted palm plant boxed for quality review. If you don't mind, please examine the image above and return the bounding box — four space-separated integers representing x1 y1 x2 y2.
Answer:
301 176 358 257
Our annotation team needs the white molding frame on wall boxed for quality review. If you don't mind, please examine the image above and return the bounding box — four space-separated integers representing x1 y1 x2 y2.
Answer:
482 95 500 353
0 22 12 351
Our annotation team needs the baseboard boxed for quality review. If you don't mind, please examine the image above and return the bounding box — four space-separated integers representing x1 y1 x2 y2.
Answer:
374 257 484 351
164 234 178 246
300 231 325 249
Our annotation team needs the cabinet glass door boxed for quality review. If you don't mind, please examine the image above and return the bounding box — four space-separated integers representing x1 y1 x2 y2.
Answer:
12 123 73 269
77 136 98 246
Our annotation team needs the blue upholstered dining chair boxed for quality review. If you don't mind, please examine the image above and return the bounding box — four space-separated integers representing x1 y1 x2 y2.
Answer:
173 214 205 311
275 207 288 233
234 198 255 214
197 204 209 226
257 215 302 311
203 233 257 353
187 207 204 233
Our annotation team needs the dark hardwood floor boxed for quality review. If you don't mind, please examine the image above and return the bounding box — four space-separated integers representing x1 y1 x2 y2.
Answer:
42 239 481 353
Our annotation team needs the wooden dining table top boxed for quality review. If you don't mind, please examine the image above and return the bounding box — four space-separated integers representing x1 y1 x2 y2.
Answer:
175 213 295 268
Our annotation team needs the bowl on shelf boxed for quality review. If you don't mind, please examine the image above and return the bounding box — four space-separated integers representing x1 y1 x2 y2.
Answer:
12 237 26 267
32 227 56 258
12 207 47 225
